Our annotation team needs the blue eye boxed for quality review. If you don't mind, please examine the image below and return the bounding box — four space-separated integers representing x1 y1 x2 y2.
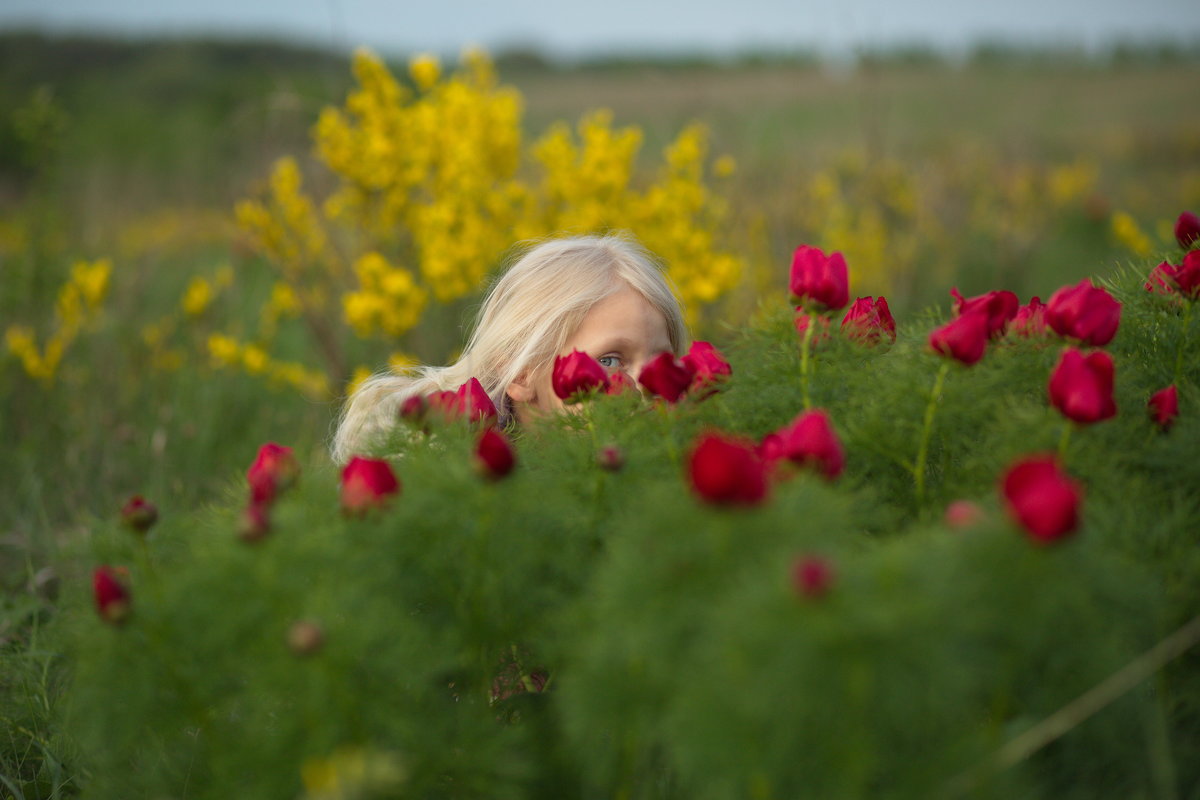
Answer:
597 355 620 369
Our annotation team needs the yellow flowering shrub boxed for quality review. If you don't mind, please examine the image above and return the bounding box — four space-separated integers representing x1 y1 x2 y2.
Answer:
5 258 111 383
234 47 744 393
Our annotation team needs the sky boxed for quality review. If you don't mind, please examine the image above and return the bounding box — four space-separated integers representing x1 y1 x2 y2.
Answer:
2 0 1199 60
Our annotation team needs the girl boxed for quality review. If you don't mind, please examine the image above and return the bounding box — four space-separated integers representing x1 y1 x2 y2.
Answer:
331 234 689 463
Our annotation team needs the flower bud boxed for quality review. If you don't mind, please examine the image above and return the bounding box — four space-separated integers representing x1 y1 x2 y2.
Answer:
1148 385 1178 431
638 352 696 404
950 288 1019 339
766 409 845 481
929 310 988 366
1144 261 1178 296
681 341 732 398
791 556 834 599
1048 348 1116 425
604 371 636 396
1009 297 1048 338
247 442 300 505
841 296 897 344
789 245 849 311
1175 210 1200 250
944 499 984 530
120 495 158 535
687 431 768 506
287 620 325 656
596 444 625 471
340 456 401 515
1045 279 1121 347
475 428 516 480
552 350 609 402
1001 455 1081 543
1173 251 1200 299
93 566 131 624
399 394 428 424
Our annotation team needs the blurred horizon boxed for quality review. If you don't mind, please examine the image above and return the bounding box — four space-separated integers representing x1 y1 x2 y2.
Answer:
2 0 1199 63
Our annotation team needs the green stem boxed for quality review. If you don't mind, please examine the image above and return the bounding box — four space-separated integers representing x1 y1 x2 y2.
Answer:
914 361 951 508
799 312 816 409
1058 420 1073 461
1173 300 1194 387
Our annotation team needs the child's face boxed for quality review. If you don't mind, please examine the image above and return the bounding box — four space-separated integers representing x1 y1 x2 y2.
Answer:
511 283 672 424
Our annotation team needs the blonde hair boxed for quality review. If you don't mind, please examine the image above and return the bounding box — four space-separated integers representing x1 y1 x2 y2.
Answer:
331 233 688 464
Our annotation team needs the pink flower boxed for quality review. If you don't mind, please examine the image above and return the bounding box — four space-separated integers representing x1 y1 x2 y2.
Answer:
789 245 849 311
120 495 158 534
638 352 696 404
1148 385 1178 431
688 432 769 506
340 456 401 514
247 442 300 505
841 296 896 343
765 409 845 480
552 350 609 402
1175 211 1200 250
929 310 989 366
791 556 834 599
93 566 131 624
1045 279 1121 347
1010 297 1048 338
950 288 1019 339
475 428 516 479
1001 455 1081 543
681 341 732 397
1048 348 1117 425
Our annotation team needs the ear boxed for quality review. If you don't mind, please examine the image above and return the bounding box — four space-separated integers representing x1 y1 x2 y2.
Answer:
505 371 536 404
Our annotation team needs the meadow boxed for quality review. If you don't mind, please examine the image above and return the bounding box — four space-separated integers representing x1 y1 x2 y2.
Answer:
1 34 1199 798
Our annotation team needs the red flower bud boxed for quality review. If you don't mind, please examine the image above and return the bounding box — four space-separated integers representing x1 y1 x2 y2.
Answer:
427 390 460 421
93 566 131 624
1010 296 1048 338
400 394 428 423
794 309 832 342
791 555 834 599
552 350 609 402
950 288 1019 339
1148 385 1179 431
929 310 988 366
455 377 498 424
1175 210 1200 250
1048 348 1117 425
596 444 625 471
687 432 768 506
340 456 400 515
841 296 897 344
766 409 845 480
1001 455 1081 543
238 502 271 542
1173 251 1200 299
475 428 516 479
638 352 696 404
246 442 300 505
287 620 325 656
604 370 636 396
681 341 732 397
120 495 158 535
943 499 984 530
1045 279 1121 347
789 245 849 311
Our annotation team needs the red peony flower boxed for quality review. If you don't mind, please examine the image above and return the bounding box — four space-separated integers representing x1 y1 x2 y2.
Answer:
1048 348 1117 424
596 444 625 471
604 370 636 396
400 394 428 423
552 349 609 402
1144 262 1178 296
1173 251 1200 298
455 377 498 424
791 555 834 599
93 566 131 624
340 456 400 514
766 409 845 480
687 432 769 506
1045 279 1121 347
929 310 989 366
1176 210 1200 250
789 245 850 311
475 428 516 479
120 495 158 534
1010 296 1048 338
1148 385 1179 431
681 341 732 397
247 442 300 505
950 288 1019 339
638 352 696 403
841 296 897 343
1001 455 1081 543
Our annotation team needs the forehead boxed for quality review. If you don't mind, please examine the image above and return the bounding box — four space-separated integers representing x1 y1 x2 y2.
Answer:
568 285 671 350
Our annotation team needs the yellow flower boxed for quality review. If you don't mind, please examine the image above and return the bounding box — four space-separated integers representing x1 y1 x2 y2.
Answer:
409 53 441 91
1111 211 1152 257
181 277 214 317
713 155 736 178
